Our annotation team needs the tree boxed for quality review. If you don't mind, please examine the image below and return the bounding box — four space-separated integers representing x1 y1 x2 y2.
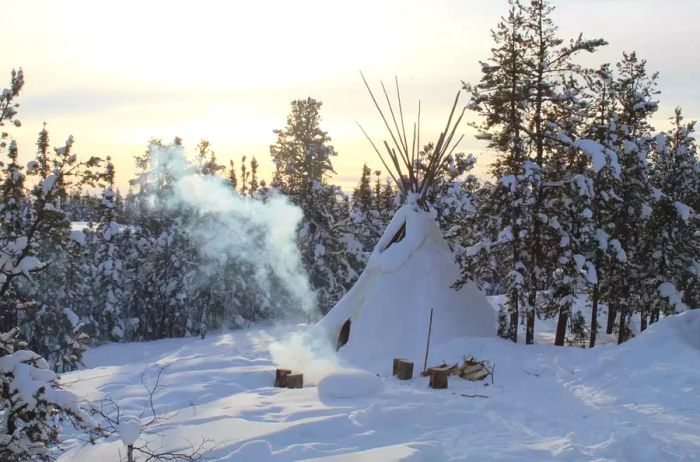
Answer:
270 98 358 312
464 0 605 344
271 98 337 193
580 63 625 347
349 164 385 261
642 109 699 319
0 68 95 461
607 52 659 343
462 0 531 342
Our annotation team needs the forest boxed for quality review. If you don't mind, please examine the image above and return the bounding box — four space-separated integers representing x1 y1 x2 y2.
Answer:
0 0 698 460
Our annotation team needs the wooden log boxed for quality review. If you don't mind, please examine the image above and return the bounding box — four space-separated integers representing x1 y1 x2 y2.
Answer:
396 360 414 380
429 366 449 389
422 363 456 377
393 358 407 376
274 368 292 388
286 373 303 389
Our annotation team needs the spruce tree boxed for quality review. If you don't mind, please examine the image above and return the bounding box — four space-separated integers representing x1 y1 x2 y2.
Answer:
462 0 531 342
642 109 699 319
464 0 605 343
607 52 659 343
270 98 359 312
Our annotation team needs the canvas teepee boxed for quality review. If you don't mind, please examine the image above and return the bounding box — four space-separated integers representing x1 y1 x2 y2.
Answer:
318 75 496 370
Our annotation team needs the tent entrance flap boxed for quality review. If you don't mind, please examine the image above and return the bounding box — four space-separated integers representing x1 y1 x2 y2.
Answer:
337 319 351 350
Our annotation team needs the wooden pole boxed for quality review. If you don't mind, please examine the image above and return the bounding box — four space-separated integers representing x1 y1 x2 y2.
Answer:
423 308 434 373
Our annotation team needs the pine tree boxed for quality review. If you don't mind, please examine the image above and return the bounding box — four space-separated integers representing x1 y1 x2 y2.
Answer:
462 0 531 342
0 69 93 460
580 63 625 347
270 98 359 312
607 52 659 343
642 109 699 319
464 0 605 344
90 158 128 340
350 164 384 260
271 98 337 194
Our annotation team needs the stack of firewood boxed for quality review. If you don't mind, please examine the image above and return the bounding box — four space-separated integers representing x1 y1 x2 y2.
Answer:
421 357 493 383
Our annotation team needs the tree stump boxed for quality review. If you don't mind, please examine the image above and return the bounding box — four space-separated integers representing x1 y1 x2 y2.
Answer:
429 366 449 389
275 368 292 388
396 360 414 380
392 358 407 376
286 373 303 389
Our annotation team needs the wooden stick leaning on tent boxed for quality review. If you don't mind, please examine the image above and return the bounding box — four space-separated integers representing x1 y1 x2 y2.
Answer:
423 307 434 373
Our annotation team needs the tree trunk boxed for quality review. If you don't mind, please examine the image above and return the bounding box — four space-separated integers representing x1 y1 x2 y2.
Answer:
526 290 536 345
589 284 599 348
617 310 626 345
554 308 568 346
509 307 519 343
508 288 519 343
606 305 616 335
127 445 134 462
651 305 660 324
640 309 648 332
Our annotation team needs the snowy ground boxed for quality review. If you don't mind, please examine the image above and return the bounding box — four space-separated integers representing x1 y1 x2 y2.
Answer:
59 304 700 461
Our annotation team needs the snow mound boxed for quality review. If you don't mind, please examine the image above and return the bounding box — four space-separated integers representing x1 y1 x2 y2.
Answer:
626 310 700 352
318 369 383 400
318 200 496 373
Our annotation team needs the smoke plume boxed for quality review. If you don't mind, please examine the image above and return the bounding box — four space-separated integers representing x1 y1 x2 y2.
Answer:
145 142 318 317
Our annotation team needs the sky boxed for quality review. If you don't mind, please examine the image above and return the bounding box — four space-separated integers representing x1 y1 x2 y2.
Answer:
5 0 700 192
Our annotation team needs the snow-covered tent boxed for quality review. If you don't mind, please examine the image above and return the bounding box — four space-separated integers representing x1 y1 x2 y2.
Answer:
318 76 496 370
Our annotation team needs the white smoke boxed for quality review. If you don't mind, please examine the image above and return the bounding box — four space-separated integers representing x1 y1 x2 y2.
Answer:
145 142 340 380
145 142 318 317
269 328 339 384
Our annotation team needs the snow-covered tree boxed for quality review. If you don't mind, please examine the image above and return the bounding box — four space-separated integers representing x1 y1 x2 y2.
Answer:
0 69 94 460
580 63 625 347
461 0 531 342
606 52 659 343
463 0 605 343
642 109 699 319
0 328 88 461
270 98 360 312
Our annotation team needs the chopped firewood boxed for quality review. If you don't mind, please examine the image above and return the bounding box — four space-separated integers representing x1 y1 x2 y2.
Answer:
286 373 303 389
396 360 414 380
429 366 449 389
457 358 491 382
275 368 292 388
423 357 494 383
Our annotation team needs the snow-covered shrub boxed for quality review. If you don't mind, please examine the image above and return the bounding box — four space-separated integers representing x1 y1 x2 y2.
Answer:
0 328 87 461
